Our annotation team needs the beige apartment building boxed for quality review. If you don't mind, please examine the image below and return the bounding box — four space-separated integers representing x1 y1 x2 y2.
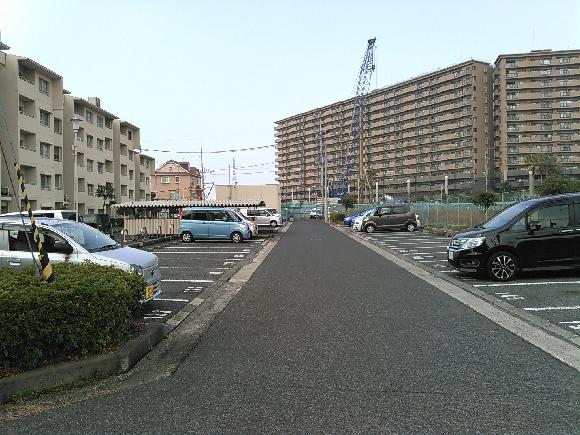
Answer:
0 41 153 214
0 43 65 213
276 60 494 202
493 49 580 185
152 160 203 200
215 184 281 211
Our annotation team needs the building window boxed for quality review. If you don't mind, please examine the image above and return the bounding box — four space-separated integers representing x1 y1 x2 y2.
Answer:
560 100 570 107
97 162 104 174
97 139 103 151
129 190 134 200
540 58 551 65
541 69 551 75
96 116 103 128
559 57 571 64
54 146 62 162
160 176 170 184
560 145 571 151
128 130 133 140
560 133 571 140
560 122 571 129
85 110 93 123
39 110 50 127
40 174 51 191
86 135 93 148
561 155 572 163
559 68 569 75
560 112 571 118
54 118 62 134
40 142 50 159
87 159 93 172
39 77 49 95
55 174 62 190
175 176 180 184
129 170 134 180
87 184 94 196
105 138 112 150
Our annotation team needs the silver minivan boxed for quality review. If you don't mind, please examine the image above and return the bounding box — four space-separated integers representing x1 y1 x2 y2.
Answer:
0 217 161 302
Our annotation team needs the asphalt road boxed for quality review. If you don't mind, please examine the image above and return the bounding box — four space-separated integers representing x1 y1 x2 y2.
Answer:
353 228 580 336
3 221 579 433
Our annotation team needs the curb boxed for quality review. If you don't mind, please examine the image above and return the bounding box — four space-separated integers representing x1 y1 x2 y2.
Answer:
127 235 179 248
332 223 580 350
0 322 168 404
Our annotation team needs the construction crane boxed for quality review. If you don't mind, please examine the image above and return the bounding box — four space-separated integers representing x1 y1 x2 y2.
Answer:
336 37 376 199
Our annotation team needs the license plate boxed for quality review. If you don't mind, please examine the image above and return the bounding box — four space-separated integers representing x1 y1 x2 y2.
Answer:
448 251 454 260
145 285 154 299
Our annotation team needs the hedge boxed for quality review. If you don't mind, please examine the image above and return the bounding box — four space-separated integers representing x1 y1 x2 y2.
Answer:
0 262 145 370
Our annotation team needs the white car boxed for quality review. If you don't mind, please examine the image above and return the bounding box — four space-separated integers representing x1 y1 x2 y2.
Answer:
352 209 374 232
231 209 258 237
240 208 282 227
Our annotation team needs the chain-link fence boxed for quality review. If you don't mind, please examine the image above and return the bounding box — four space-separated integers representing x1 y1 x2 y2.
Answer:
282 190 532 228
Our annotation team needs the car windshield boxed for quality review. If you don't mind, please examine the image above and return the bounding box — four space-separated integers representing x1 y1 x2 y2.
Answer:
227 210 242 222
479 201 531 229
50 221 119 253
61 212 77 221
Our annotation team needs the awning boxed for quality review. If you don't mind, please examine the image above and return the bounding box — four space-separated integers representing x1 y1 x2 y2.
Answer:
111 199 266 210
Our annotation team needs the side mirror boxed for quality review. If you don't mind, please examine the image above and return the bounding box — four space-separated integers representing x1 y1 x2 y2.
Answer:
529 221 541 232
63 243 74 255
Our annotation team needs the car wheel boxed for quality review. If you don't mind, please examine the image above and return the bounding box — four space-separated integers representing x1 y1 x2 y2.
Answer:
230 231 243 243
406 222 416 232
270 220 278 228
488 251 519 282
181 232 193 243
365 224 376 233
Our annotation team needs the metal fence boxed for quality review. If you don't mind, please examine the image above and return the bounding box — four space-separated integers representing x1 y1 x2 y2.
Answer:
282 191 531 228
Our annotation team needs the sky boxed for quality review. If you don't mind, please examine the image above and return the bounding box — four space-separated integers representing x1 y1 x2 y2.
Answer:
1 0 579 194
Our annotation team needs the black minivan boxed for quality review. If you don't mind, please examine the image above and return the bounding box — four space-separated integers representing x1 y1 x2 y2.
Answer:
447 193 580 281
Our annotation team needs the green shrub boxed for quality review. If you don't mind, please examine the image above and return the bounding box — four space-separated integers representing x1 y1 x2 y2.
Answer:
0 262 145 370
329 212 346 224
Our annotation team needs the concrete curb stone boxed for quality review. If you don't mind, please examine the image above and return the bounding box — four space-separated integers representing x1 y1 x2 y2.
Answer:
0 322 168 404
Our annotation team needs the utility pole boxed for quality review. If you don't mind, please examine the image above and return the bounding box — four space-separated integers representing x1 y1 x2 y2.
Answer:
200 147 205 199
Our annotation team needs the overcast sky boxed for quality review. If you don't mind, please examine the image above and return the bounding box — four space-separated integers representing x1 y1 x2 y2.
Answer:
1 0 579 192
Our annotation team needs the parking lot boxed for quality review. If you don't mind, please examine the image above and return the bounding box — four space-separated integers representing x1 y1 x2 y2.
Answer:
349 228 580 336
139 234 271 323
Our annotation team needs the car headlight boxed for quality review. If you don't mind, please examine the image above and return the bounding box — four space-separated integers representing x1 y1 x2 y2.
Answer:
130 264 144 276
459 237 486 249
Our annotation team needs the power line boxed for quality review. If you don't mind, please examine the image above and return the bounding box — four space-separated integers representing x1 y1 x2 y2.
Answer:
142 144 275 154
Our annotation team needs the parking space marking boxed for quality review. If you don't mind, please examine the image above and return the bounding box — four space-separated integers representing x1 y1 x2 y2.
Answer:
143 310 172 320
223 261 235 265
209 271 223 275
154 298 190 302
523 306 580 312
156 251 250 254
495 292 525 301
161 279 214 283
474 281 580 288
560 321 580 330
234 254 245 258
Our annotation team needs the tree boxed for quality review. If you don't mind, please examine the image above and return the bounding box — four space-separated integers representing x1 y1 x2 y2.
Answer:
339 194 357 213
96 184 116 211
472 191 498 220
526 154 561 182
538 175 580 196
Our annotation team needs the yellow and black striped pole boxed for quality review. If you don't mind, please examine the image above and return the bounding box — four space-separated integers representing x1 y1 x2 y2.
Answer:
14 163 54 283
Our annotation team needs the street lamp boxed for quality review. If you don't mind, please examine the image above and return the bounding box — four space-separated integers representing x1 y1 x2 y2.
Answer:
71 117 81 221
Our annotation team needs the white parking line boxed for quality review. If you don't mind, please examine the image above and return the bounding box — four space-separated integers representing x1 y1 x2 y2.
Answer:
524 306 580 312
153 298 189 302
223 261 235 265
474 281 580 288
156 251 249 254
209 271 222 275
161 279 214 283
161 246 246 249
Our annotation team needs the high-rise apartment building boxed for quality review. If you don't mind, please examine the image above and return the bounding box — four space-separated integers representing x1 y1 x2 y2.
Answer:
493 49 580 186
0 41 154 214
276 60 494 202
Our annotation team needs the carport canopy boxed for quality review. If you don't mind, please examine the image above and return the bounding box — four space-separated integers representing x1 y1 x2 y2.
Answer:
112 199 266 218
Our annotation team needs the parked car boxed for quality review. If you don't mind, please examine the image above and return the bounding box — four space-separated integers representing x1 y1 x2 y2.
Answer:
79 213 111 234
230 209 258 237
179 207 250 243
353 209 375 231
309 208 323 219
447 193 580 282
239 208 282 227
344 209 370 226
362 205 420 233
1 209 77 221
0 216 161 302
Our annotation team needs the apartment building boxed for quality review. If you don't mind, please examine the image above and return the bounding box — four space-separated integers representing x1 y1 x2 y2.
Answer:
0 41 154 214
0 43 65 213
494 49 580 185
276 60 494 202
152 160 203 200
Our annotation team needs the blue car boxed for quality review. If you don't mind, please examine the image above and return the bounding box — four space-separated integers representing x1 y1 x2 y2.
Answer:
344 209 370 226
179 207 250 243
